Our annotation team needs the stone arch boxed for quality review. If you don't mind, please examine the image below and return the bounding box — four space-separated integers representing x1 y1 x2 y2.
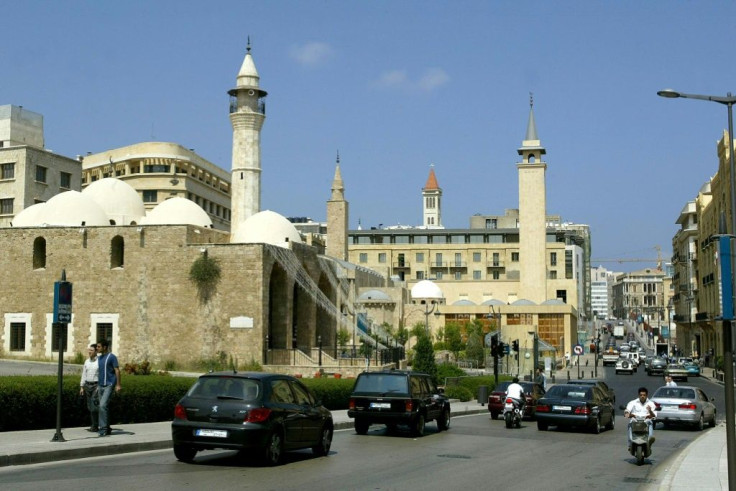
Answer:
268 262 289 350
317 273 336 349
110 235 124 268
33 237 46 270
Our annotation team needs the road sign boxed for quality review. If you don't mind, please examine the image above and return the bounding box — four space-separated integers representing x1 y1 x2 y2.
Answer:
573 344 584 355
53 281 72 324
484 333 492 347
503 344 510 354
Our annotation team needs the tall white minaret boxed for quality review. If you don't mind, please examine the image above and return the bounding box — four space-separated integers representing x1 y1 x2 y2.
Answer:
326 151 349 261
229 39 267 239
422 164 442 228
517 95 547 303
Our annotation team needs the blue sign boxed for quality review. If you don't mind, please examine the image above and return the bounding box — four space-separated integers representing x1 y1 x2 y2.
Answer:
503 344 510 354
53 281 72 323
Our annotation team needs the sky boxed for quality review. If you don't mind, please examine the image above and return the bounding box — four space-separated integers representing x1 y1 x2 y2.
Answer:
4 1 736 272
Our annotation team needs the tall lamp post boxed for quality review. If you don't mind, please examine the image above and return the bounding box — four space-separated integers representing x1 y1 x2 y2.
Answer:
658 88 736 488
423 300 441 336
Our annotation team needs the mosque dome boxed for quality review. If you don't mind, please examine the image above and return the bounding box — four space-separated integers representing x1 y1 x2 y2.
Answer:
452 299 476 306
11 203 48 227
82 178 145 225
511 299 537 306
140 197 213 228
27 191 110 227
357 289 393 302
541 299 566 305
230 210 302 248
411 280 443 300
481 299 505 306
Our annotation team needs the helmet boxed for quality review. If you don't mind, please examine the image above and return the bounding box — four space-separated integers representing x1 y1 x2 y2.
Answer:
512 377 519 383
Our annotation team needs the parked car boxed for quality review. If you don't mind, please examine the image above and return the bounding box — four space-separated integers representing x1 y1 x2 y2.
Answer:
487 381 545 420
535 384 615 433
684 362 701 377
575 379 615 403
616 357 635 375
651 385 716 430
665 364 689 382
171 372 334 465
647 357 668 376
348 370 451 436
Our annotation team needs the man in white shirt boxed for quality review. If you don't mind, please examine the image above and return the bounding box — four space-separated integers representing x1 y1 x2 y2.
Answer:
79 344 99 432
665 376 677 387
505 377 526 415
624 386 656 451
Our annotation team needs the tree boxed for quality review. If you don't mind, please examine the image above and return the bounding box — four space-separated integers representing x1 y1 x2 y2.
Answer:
413 331 438 383
444 322 464 361
337 328 350 347
465 329 485 368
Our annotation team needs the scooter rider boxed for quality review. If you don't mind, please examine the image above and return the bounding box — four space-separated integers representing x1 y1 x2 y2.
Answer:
624 386 656 451
506 377 526 415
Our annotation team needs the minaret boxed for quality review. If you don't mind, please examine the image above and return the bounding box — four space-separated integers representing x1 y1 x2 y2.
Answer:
422 164 442 228
229 39 267 239
327 152 349 260
517 94 547 303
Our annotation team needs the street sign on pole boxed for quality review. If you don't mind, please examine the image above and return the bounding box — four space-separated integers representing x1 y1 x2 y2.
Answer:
53 281 72 324
573 344 584 356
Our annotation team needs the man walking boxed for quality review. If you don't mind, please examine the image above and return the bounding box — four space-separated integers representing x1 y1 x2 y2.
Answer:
79 343 99 432
96 339 121 437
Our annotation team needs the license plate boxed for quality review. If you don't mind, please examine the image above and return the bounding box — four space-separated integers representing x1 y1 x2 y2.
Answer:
370 402 391 409
195 429 228 438
553 405 572 412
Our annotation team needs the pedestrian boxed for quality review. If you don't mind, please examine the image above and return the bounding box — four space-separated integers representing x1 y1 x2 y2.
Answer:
96 339 121 437
79 343 99 432
535 368 547 390
565 352 570 367
665 375 677 387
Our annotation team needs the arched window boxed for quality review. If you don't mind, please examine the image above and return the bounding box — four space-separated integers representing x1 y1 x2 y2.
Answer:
33 237 46 270
529 155 536 164
111 235 124 269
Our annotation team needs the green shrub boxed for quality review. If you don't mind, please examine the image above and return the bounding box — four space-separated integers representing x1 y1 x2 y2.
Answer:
301 378 355 410
444 385 474 401
437 363 467 382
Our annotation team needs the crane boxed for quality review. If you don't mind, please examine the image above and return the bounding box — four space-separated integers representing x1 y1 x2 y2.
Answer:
592 246 663 270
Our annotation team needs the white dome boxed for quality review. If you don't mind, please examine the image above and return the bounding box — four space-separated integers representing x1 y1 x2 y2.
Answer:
452 299 476 306
230 210 302 248
140 197 212 228
411 280 443 300
37 191 109 227
481 299 505 306
12 203 48 227
82 178 145 225
357 289 392 302
511 299 537 306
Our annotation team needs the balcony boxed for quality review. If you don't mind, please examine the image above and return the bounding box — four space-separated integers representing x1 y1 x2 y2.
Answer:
449 261 467 269
430 262 448 269
392 261 411 269
487 260 505 268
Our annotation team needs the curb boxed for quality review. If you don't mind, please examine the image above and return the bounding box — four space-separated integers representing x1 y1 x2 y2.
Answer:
0 440 172 467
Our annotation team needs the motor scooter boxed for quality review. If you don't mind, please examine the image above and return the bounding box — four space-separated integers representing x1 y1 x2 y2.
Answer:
627 415 653 465
502 397 522 429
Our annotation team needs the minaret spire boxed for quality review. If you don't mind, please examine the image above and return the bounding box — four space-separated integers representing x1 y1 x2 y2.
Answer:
331 151 344 201
327 152 349 260
525 92 539 142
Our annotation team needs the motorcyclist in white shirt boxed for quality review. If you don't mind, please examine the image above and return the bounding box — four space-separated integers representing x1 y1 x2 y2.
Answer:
506 377 526 415
624 386 656 451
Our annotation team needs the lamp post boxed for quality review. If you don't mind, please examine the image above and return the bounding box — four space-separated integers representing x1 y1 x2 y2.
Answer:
528 325 538 379
658 88 736 488
423 300 441 336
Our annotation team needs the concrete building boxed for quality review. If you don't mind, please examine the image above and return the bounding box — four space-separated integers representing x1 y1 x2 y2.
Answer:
611 267 672 338
0 105 82 227
591 265 616 319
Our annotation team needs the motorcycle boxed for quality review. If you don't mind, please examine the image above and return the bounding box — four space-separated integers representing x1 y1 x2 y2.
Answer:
627 415 653 465
502 396 523 429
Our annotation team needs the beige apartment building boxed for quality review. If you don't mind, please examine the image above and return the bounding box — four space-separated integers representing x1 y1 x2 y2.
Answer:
0 105 82 227
80 142 232 231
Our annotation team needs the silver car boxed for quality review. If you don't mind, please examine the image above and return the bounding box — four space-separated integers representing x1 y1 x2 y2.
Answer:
651 385 716 431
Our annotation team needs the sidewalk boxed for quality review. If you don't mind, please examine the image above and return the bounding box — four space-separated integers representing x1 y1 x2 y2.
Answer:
0 399 489 468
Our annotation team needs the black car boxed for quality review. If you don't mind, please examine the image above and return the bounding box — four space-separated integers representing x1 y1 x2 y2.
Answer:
348 370 451 436
535 383 615 433
647 357 668 376
171 372 333 465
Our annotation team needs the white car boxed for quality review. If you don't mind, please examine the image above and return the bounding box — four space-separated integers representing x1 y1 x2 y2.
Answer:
615 357 635 375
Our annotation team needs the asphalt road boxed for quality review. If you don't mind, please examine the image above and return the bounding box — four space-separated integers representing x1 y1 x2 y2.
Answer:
0 364 722 491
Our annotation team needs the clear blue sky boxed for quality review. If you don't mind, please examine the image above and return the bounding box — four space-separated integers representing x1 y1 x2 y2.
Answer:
4 1 736 272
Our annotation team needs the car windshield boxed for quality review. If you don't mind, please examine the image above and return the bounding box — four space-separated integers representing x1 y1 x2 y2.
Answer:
188 376 262 400
653 388 696 400
353 374 408 393
545 385 591 400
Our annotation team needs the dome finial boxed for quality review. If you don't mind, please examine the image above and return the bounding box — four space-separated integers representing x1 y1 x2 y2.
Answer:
247 36 251 53
529 91 534 109
336 150 340 165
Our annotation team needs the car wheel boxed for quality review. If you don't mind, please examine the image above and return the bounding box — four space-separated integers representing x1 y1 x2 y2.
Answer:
437 409 451 431
490 412 499 420
173 444 197 463
354 419 369 435
312 424 333 456
591 415 602 434
537 421 548 431
264 431 283 466
710 411 717 428
411 413 426 437
696 414 704 431
606 412 615 431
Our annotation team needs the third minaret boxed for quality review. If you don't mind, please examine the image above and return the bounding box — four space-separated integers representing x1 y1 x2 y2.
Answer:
517 97 547 303
229 40 267 239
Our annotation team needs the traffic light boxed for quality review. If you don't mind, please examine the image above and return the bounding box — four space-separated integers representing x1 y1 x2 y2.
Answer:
512 339 519 353
498 341 505 359
490 334 498 357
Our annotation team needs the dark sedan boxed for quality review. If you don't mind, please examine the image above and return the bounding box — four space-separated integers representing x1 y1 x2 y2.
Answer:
535 384 615 433
575 379 615 404
171 372 333 465
487 381 545 420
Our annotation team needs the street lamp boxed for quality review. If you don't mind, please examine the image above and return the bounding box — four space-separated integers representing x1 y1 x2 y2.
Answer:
658 88 736 487
423 300 441 336
528 325 538 379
